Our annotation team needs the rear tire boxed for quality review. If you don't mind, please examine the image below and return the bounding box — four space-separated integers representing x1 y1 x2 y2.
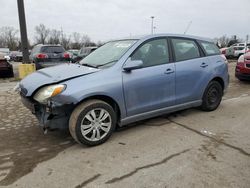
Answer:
69 100 117 146
201 81 223 111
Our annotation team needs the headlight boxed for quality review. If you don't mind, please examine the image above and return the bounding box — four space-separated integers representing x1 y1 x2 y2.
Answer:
33 84 66 104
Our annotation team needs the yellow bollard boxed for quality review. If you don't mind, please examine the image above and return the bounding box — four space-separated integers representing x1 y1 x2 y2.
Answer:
18 63 36 79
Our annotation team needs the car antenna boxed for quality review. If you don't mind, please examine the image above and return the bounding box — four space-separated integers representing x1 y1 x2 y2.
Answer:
184 21 192 35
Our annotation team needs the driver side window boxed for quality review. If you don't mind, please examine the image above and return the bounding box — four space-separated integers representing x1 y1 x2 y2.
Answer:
131 39 169 68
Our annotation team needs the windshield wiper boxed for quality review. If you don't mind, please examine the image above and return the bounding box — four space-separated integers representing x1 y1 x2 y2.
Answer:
81 63 98 68
96 60 118 68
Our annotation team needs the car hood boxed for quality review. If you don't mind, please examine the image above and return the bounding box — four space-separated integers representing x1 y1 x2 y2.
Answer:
19 63 99 96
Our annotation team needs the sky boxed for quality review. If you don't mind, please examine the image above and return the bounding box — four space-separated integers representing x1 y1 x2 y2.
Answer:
0 0 250 43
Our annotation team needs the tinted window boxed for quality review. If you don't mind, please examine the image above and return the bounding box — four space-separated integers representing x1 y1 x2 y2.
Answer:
41 46 65 53
172 38 200 61
234 47 245 50
200 41 220 55
79 48 83 54
131 39 169 67
80 48 96 55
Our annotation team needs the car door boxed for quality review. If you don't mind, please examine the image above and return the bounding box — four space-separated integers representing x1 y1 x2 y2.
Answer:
170 37 211 104
122 38 175 117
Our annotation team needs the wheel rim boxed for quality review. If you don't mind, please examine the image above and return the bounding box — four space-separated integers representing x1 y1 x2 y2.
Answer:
207 86 219 105
80 108 112 142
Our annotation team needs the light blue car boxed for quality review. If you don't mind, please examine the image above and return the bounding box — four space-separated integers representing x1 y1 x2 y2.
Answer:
19 34 229 146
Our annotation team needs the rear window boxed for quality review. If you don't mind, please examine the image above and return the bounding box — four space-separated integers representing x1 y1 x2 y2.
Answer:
234 47 245 51
41 46 65 53
79 48 88 55
171 38 200 61
79 48 97 55
200 41 220 55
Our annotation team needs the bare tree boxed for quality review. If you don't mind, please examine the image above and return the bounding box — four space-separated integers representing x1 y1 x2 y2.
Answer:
215 35 244 48
32 25 96 49
227 35 242 47
96 40 104 47
214 35 231 48
0 26 19 50
34 24 50 44
70 33 93 48
60 30 71 50
71 32 82 49
81 34 91 46
48 29 61 44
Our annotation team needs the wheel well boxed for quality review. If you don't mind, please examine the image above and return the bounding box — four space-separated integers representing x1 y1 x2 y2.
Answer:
211 77 224 90
78 95 121 123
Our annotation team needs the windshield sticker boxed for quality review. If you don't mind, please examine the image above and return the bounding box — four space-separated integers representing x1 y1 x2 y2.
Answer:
114 43 132 48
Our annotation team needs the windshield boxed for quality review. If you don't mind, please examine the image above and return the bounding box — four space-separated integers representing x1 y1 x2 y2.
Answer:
80 40 137 68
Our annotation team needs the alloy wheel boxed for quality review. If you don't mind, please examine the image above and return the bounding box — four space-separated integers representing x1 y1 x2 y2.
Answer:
80 108 112 141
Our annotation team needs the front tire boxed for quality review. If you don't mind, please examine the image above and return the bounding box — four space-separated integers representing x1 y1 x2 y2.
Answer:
201 81 223 111
69 100 117 146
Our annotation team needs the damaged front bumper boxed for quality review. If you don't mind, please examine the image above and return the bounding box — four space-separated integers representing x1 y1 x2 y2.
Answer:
21 96 74 130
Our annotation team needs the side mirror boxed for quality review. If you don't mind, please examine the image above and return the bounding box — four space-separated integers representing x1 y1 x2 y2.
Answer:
123 58 143 71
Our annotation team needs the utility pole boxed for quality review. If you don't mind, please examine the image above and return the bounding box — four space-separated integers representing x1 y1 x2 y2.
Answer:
245 35 249 54
151 16 155 35
17 0 29 63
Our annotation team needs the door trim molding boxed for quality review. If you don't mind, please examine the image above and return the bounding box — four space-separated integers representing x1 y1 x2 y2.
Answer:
120 100 202 126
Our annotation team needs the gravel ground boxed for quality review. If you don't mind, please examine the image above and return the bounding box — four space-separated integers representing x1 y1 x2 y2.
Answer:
0 61 249 188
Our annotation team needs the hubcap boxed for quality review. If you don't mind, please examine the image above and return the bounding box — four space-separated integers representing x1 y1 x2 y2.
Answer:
80 108 111 141
207 87 219 105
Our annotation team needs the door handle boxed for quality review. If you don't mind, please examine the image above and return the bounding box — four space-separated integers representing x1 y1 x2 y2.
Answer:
200 62 208 68
165 68 174 74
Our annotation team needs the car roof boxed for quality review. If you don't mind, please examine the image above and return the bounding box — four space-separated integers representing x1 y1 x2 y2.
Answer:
35 44 63 47
80 46 97 49
111 33 214 43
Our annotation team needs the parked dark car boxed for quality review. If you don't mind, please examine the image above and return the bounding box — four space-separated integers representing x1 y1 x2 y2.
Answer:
73 46 97 62
18 34 229 146
235 52 250 80
0 53 14 78
30 44 70 70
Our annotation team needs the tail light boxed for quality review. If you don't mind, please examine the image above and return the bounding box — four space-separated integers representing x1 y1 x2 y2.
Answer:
221 49 226 54
36 53 48 59
63 53 70 59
